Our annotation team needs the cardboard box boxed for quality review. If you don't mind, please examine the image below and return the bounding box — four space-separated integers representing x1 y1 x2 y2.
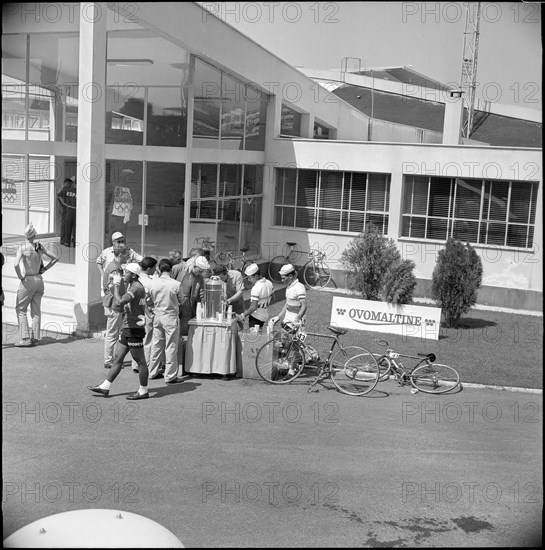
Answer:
238 331 272 379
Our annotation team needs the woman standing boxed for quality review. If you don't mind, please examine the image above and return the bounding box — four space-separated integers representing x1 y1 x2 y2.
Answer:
13 223 59 347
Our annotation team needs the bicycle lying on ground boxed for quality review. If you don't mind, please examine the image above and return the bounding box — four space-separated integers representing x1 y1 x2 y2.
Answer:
255 322 380 396
215 247 253 289
374 339 461 394
268 242 331 289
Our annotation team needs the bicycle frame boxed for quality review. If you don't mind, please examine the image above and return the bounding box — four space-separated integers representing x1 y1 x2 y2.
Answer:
380 350 431 385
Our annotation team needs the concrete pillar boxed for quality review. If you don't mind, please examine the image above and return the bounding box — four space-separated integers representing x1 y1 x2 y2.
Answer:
74 2 107 333
388 165 403 241
442 90 464 145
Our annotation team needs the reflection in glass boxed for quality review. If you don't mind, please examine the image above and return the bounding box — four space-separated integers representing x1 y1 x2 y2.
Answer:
105 160 143 247
144 162 186 257
220 74 245 150
193 59 221 148
106 86 145 145
147 87 188 147
281 103 301 136
244 84 267 151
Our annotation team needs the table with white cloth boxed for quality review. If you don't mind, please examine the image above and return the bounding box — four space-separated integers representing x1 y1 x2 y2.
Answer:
185 318 242 375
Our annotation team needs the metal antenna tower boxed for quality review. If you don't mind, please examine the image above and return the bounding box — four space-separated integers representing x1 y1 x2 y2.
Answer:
460 2 481 139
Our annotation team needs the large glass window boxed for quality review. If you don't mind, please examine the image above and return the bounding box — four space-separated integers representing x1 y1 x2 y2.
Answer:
144 161 186 256
274 169 390 233
244 84 267 151
2 153 55 235
280 103 302 137
106 31 190 147
189 164 263 257
192 59 268 150
401 175 538 248
314 122 330 139
2 33 79 142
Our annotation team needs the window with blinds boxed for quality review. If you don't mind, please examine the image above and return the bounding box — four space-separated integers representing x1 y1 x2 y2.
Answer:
402 175 538 248
274 168 390 233
1 153 52 209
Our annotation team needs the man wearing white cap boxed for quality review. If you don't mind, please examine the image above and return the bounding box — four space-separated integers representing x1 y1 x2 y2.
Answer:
13 223 59 346
179 255 209 339
238 263 274 330
88 262 150 400
97 232 143 370
270 264 307 328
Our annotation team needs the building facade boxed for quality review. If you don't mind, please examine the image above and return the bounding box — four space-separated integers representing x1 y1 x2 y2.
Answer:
2 2 542 333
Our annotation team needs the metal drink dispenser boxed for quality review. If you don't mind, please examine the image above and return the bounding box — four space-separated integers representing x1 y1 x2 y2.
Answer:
204 276 225 319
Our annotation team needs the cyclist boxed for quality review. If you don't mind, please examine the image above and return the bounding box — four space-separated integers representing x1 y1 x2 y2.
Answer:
270 264 308 377
237 263 274 331
270 263 307 329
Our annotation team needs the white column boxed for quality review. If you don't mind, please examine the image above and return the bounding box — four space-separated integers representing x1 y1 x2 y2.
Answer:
443 90 464 145
74 2 107 333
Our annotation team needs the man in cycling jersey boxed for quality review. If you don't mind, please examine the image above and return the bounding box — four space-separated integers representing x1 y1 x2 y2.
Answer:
238 263 274 330
270 263 307 329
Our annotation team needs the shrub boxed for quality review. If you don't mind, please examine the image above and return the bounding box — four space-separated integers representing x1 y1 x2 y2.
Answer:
340 224 416 305
382 259 417 305
431 238 483 327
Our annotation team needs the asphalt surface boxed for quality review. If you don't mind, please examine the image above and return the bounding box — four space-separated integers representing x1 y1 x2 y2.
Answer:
2 325 542 547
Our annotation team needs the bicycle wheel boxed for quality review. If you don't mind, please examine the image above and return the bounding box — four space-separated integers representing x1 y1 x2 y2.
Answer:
303 260 331 288
255 335 306 384
240 260 253 289
330 346 379 396
376 355 392 382
268 255 289 283
410 363 460 394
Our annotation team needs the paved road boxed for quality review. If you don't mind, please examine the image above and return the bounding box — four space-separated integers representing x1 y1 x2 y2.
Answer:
2 329 542 547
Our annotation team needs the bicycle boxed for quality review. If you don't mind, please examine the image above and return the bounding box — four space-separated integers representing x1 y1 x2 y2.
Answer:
255 322 380 396
268 242 331 289
188 235 216 262
374 339 461 394
215 247 253 289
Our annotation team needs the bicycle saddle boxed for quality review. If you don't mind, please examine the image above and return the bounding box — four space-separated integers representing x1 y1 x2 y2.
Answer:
327 326 347 336
240 247 249 253
286 242 297 246
418 352 436 362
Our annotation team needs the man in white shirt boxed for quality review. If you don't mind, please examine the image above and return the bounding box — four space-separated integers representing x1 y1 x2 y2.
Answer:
270 263 307 328
147 258 185 383
238 263 274 330
96 232 143 369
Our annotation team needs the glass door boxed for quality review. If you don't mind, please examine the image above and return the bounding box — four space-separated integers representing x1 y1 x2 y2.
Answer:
143 161 186 258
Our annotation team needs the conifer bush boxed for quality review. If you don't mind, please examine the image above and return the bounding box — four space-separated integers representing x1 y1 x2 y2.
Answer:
431 238 483 327
341 224 416 305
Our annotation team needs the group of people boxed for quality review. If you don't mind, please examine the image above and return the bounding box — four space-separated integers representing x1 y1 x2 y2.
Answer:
88 233 308 400
13 225 308 398
89 232 212 399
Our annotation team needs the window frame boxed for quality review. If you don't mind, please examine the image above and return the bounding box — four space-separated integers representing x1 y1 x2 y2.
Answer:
401 174 539 249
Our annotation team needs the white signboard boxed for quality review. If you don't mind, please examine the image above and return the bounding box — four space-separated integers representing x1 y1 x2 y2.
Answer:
330 296 442 340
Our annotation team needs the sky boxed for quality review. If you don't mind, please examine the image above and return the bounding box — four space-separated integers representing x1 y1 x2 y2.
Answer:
200 1 542 111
